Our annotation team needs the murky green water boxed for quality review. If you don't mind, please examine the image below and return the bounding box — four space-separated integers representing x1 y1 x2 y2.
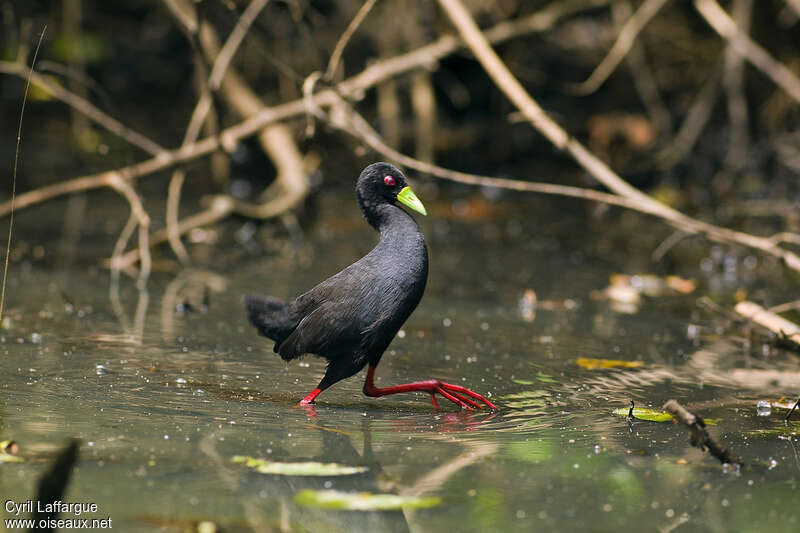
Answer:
1 190 799 532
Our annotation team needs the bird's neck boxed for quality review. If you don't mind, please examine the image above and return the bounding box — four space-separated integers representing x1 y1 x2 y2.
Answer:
361 202 419 236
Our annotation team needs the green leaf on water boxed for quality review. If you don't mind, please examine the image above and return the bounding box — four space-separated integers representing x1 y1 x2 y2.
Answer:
0 441 22 463
577 357 643 370
232 456 368 476
502 390 550 409
295 489 441 510
512 379 534 385
612 408 721 425
536 372 557 383
612 407 674 422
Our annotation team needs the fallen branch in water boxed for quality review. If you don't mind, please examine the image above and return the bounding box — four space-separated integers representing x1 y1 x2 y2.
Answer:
734 301 800 350
663 399 742 466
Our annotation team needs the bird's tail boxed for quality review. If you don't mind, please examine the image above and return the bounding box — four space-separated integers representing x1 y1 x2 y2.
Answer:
244 294 292 344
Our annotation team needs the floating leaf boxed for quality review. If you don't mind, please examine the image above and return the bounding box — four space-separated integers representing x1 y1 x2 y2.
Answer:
536 372 557 383
232 456 368 476
1 440 18 454
502 390 550 409
295 490 441 511
577 357 643 370
612 407 674 422
0 453 24 463
512 373 556 385
0 440 22 463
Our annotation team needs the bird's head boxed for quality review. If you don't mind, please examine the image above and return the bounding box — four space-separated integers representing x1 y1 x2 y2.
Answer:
356 162 427 217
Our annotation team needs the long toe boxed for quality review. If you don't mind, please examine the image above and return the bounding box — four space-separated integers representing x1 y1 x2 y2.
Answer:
440 381 497 411
436 386 472 409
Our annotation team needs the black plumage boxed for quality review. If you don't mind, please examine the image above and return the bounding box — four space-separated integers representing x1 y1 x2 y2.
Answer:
245 162 495 410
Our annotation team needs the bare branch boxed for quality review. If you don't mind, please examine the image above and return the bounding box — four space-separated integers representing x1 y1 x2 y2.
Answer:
613 1 672 138
566 0 668 95
722 0 752 169
695 0 800 103
657 62 721 169
0 61 165 155
0 0 605 222
663 399 742 466
435 0 800 271
107 174 151 287
165 0 270 263
325 0 378 81
735 301 800 348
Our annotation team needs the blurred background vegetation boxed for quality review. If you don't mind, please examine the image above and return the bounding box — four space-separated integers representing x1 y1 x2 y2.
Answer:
0 0 798 271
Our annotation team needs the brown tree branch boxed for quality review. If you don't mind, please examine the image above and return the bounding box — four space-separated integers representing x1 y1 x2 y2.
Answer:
695 0 800 103
0 1 606 222
325 0 378 81
164 0 271 263
663 399 742 466
566 0 669 95
0 61 165 155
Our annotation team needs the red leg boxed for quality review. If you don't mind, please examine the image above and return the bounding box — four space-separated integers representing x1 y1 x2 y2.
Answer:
300 388 322 405
363 365 497 411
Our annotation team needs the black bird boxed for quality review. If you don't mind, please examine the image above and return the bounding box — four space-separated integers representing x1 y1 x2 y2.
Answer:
245 162 496 410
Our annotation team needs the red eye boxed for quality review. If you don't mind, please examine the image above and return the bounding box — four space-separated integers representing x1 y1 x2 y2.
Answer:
383 175 396 186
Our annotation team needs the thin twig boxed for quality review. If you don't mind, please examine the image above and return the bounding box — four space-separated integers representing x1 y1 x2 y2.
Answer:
734 301 800 348
566 0 668 95
722 0 752 170
657 61 722 169
767 300 800 315
0 61 165 155
324 0 378 81
165 0 270 263
663 399 742 466
331 99 649 211
695 0 800 103
1 26 45 324
613 1 672 138
651 229 691 262
107 174 151 287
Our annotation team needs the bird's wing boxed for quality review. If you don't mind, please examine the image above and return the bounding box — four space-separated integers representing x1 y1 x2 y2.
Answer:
275 300 362 361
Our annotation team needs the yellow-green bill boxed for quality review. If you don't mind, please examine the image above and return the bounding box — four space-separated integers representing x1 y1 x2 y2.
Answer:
396 186 427 216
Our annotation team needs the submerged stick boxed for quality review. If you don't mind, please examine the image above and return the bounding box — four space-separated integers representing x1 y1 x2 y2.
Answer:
2 26 46 325
663 399 742 466
734 301 800 349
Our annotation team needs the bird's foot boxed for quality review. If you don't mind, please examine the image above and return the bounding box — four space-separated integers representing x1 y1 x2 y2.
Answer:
363 366 497 411
428 381 497 411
